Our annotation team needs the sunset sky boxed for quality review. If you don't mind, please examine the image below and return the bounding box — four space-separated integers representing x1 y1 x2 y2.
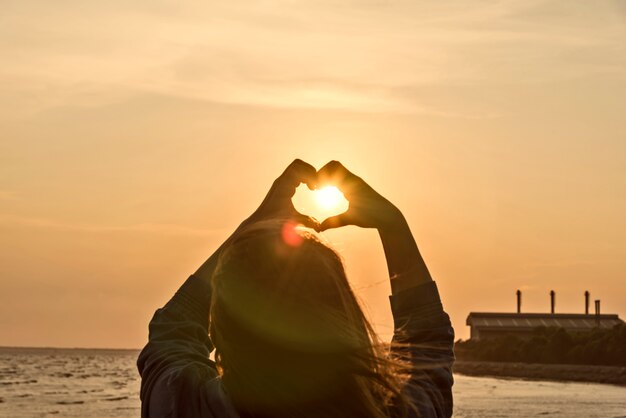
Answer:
1 1 625 348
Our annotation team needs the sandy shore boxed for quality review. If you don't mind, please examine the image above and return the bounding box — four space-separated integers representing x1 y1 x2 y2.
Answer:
453 361 626 386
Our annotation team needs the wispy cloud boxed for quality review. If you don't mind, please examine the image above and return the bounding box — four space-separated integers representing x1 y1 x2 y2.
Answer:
0 190 20 201
1 0 624 118
0 215 227 237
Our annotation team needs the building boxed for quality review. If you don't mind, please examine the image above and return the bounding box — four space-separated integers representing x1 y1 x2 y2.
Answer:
466 290 625 340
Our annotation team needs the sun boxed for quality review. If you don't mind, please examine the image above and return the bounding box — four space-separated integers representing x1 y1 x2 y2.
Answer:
292 184 348 223
316 186 344 210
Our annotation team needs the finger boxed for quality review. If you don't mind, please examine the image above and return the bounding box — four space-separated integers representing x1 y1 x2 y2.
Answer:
293 211 320 230
317 160 350 181
283 159 317 187
318 212 353 231
276 159 318 195
317 160 360 194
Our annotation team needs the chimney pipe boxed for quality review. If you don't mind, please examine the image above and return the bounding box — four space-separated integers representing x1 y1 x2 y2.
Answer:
550 290 555 314
585 291 590 315
516 289 521 314
595 300 600 316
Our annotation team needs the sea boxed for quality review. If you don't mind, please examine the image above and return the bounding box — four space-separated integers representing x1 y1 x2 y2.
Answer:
1 347 625 418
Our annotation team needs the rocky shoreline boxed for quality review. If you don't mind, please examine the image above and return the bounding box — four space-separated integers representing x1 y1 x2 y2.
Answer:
453 361 626 386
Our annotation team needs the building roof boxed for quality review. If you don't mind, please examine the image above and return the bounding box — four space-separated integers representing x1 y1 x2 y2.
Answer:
466 312 624 331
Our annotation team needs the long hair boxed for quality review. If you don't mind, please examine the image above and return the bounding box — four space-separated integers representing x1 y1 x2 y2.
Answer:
210 219 416 418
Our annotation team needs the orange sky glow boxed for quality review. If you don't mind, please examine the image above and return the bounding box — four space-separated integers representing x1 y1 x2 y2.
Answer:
1 1 625 348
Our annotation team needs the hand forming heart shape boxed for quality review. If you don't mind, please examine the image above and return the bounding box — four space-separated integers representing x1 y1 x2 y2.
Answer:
294 160 401 232
248 159 401 233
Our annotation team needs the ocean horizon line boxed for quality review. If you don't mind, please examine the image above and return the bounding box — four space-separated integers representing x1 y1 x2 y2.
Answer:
0 345 141 351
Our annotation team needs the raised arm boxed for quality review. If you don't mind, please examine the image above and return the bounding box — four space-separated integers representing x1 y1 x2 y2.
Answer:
137 159 320 417
317 161 454 418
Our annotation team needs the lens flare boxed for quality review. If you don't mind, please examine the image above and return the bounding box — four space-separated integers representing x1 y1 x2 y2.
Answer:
281 221 303 247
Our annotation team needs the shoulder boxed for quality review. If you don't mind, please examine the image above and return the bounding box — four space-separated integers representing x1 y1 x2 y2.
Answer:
146 367 238 418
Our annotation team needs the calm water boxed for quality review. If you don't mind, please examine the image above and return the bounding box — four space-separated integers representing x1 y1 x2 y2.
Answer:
1 347 625 417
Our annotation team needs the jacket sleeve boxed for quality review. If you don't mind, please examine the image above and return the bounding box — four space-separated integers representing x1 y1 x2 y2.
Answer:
390 281 455 418
137 274 225 417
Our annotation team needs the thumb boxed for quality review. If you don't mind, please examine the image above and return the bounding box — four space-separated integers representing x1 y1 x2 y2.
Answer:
293 212 320 230
319 212 353 232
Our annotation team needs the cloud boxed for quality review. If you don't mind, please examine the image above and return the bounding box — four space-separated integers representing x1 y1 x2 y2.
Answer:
0 215 227 237
0 0 624 118
0 190 19 201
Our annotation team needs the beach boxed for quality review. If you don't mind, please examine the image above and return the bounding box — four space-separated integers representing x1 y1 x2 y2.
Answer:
454 360 626 386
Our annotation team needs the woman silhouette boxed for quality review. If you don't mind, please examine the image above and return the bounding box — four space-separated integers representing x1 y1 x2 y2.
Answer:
138 160 454 418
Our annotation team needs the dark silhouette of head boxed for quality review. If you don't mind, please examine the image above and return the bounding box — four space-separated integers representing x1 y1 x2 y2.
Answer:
210 219 414 418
